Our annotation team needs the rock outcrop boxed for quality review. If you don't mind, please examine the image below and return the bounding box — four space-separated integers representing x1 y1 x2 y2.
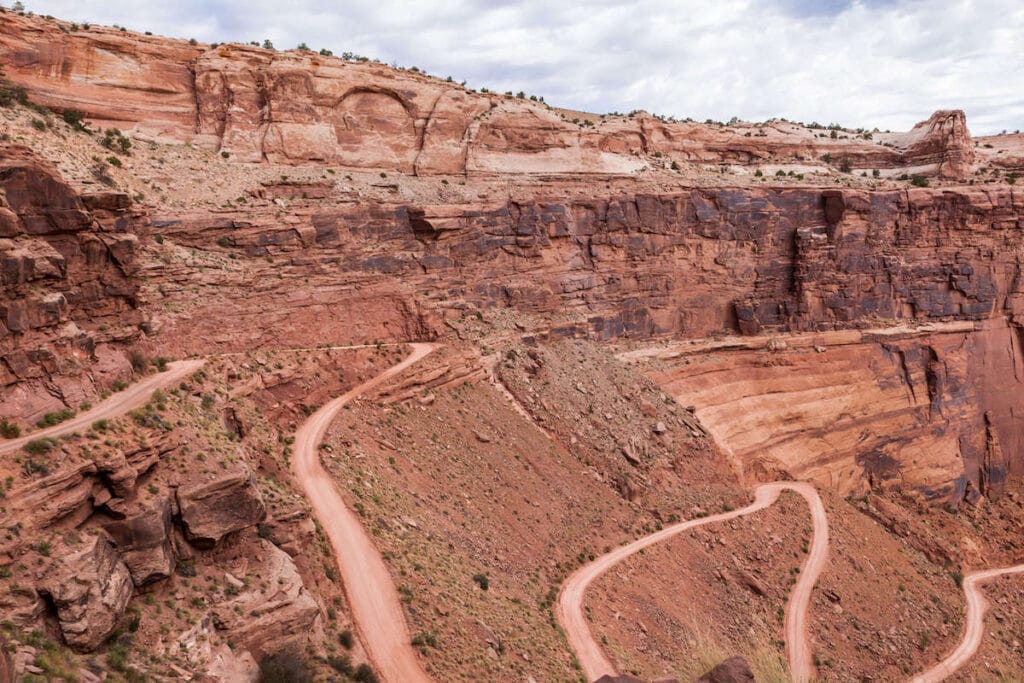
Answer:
35 533 133 651
0 145 145 424
209 540 319 657
102 498 176 586
895 110 975 178
0 13 978 178
176 466 267 547
696 656 756 683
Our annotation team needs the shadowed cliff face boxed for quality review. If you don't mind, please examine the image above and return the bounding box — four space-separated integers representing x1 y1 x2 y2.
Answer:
0 146 144 424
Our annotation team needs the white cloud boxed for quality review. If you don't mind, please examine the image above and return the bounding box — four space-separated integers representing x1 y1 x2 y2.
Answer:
19 0 1024 134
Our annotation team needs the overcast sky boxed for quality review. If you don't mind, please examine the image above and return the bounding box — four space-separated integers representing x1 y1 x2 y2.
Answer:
16 0 1024 135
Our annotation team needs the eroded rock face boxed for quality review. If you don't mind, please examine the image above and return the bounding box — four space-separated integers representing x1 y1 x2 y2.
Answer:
0 146 145 424
102 498 176 586
0 13 977 178
36 533 133 651
209 540 319 658
696 656 755 683
176 466 267 547
898 110 975 178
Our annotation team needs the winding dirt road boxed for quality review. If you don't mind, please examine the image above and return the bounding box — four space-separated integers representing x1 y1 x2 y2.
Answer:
292 342 436 683
556 481 828 683
913 563 1024 683
0 359 205 456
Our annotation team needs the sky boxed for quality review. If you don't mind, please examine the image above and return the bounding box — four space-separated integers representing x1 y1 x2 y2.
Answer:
14 0 1024 135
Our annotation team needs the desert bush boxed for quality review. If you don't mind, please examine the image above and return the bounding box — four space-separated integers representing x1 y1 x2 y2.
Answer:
61 108 86 128
0 420 20 439
910 174 929 187
339 628 355 649
258 646 309 683
353 664 379 683
36 409 74 428
24 437 58 456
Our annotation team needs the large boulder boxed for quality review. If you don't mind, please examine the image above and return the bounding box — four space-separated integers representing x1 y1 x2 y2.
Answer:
102 498 176 586
176 466 266 548
209 540 319 657
695 656 756 683
36 533 133 651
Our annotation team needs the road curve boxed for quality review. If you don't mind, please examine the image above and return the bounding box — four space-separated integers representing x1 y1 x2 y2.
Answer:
292 342 437 683
913 563 1024 683
556 481 828 683
0 359 206 456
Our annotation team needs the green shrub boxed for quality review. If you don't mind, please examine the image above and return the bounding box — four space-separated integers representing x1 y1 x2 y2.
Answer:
0 65 29 107
353 664 379 683
61 108 86 128
24 437 58 456
0 420 20 439
101 128 131 155
258 646 309 682
910 174 929 187
327 654 352 674
472 573 489 590
36 409 74 428
30 118 46 131
411 631 437 648
339 629 355 649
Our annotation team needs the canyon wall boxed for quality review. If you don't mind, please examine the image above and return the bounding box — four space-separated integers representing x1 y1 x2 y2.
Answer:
0 13 975 176
146 185 1024 349
646 320 1023 502
0 146 145 423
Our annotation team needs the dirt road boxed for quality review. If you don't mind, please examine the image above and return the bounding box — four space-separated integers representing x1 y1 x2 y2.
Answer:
913 563 1024 683
0 359 205 456
556 481 827 683
292 342 436 683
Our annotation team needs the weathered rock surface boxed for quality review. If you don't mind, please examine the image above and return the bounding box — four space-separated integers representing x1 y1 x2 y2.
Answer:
176 466 267 547
0 13 981 178
649 319 1022 501
102 498 176 585
0 635 12 683
35 533 133 651
209 540 319 657
0 145 145 424
695 656 755 683
6 435 176 531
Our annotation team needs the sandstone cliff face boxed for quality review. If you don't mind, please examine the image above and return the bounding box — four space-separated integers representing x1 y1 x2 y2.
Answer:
647 321 1021 501
0 13 978 177
148 186 1024 346
0 146 145 423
